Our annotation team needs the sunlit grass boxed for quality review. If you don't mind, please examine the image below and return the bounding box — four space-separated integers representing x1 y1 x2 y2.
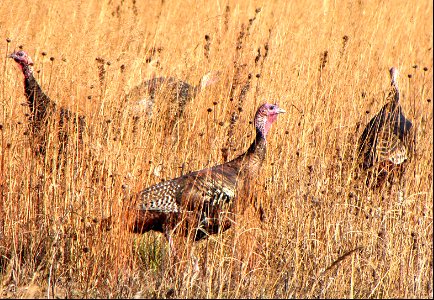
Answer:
0 0 432 298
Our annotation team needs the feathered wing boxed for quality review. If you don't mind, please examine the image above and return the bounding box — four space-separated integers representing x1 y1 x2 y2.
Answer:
134 161 241 237
132 142 262 240
358 103 412 169
180 166 240 239
374 122 408 165
138 179 183 213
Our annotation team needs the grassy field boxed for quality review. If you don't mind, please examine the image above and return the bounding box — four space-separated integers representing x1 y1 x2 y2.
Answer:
0 0 432 298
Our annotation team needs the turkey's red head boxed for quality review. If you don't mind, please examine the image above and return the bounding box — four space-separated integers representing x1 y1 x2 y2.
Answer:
255 103 286 137
9 50 34 67
9 50 34 78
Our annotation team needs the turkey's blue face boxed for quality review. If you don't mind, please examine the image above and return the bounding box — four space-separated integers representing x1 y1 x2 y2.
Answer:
9 50 34 67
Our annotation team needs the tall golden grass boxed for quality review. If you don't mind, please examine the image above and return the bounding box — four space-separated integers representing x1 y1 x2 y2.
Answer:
0 0 432 298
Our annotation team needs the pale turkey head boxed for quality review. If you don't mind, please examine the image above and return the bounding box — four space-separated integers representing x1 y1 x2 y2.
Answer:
9 50 34 67
255 103 286 137
9 50 34 78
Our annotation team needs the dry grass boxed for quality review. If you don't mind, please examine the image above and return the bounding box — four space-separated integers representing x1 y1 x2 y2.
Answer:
0 0 432 298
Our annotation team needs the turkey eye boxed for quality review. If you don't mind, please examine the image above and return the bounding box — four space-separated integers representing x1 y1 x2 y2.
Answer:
270 105 275 110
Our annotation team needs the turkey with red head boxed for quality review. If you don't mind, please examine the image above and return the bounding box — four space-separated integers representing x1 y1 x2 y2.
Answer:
115 103 285 253
9 50 85 157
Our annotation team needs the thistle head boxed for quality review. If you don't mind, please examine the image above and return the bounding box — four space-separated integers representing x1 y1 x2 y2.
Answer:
254 103 286 138
9 50 34 78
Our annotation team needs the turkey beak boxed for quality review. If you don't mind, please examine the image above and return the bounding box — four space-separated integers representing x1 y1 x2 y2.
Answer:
276 107 286 114
7 53 19 62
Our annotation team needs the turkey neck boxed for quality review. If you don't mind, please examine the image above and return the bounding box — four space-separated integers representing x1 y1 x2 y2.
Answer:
248 126 267 154
230 127 267 178
387 69 401 111
390 82 400 105
386 71 412 136
22 68 54 121
389 67 400 104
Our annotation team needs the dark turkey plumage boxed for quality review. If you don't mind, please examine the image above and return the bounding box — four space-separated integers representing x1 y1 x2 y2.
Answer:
9 50 85 156
125 103 285 242
357 67 415 188
126 72 219 122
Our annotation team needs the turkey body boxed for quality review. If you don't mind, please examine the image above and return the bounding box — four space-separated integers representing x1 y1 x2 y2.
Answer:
126 72 219 123
357 67 414 188
9 50 85 156
133 136 265 241
127 77 196 118
358 99 412 169
126 103 284 242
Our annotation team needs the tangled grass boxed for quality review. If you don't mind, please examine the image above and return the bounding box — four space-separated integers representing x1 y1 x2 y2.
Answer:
0 0 432 298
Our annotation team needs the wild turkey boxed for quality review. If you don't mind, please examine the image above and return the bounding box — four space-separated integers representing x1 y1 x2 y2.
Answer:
357 67 415 190
119 103 285 253
9 50 85 157
126 71 219 130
